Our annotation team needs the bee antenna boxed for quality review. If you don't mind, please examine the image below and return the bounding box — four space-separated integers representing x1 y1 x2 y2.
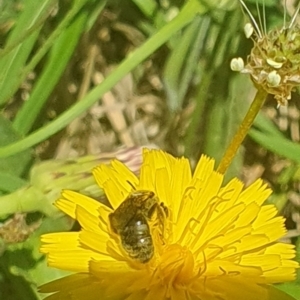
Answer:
127 181 136 190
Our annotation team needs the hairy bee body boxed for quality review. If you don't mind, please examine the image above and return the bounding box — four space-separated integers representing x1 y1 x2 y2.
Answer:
109 190 165 263
120 213 154 263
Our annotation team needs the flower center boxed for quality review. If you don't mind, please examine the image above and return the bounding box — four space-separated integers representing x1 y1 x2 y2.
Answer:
157 244 195 286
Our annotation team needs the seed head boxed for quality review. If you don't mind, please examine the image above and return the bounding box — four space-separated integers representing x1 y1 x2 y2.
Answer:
231 2 300 105
246 26 300 105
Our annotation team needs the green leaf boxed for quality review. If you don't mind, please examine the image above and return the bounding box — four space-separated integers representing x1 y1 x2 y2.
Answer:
131 0 157 18
253 112 285 138
0 116 32 177
249 127 300 163
0 0 57 105
13 1 95 135
163 15 204 111
274 282 300 300
0 172 27 193
0 251 39 300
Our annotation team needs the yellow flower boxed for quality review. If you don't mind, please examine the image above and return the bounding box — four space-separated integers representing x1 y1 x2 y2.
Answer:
40 149 298 300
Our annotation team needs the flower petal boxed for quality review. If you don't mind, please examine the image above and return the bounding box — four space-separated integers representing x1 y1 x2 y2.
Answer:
79 229 115 259
39 273 103 300
40 232 102 272
111 159 139 187
89 260 150 299
174 156 223 243
239 179 272 206
139 149 192 223
93 163 134 209
56 190 102 219
75 205 108 234
216 178 244 211
139 149 172 190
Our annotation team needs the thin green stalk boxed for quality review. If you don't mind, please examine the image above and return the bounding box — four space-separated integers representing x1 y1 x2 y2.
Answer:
217 88 268 174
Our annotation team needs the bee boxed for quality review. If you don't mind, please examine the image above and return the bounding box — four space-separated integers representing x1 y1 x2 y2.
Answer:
109 190 166 263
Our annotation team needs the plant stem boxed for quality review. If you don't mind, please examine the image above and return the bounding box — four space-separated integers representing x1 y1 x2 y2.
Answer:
217 88 268 174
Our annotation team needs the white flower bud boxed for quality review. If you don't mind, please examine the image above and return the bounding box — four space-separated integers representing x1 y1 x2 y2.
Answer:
244 23 254 38
230 57 245 72
266 58 283 69
267 70 281 87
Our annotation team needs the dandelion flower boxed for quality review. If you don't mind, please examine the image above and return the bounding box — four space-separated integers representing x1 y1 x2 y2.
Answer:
40 149 298 300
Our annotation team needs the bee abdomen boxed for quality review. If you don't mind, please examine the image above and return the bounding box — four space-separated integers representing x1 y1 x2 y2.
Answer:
120 215 154 263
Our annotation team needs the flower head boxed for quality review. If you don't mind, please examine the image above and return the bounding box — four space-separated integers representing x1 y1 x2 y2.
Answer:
244 26 300 105
40 149 298 300
231 1 300 105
